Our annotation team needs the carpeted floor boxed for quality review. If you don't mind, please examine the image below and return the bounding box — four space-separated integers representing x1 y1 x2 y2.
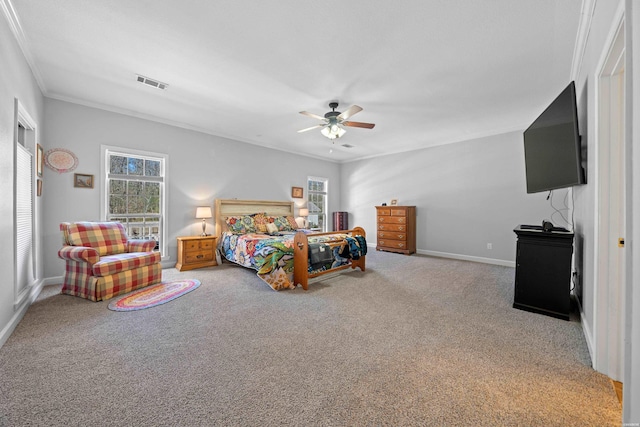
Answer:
0 251 621 426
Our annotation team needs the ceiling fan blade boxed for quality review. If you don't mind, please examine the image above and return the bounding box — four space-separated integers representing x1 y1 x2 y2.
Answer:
342 121 375 129
337 105 363 120
297 124 325 133
299 111 326 121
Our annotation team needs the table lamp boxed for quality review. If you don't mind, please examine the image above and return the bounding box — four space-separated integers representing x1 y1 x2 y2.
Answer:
297 208 309 229
196 206 213 236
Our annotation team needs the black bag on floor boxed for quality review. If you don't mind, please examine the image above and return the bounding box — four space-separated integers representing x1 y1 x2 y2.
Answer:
308 243 334 271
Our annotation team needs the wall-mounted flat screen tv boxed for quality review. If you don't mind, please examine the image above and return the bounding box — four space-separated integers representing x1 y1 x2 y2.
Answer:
523 81 585 194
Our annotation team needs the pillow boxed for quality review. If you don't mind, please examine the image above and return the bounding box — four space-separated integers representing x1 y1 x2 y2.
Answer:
67 222 127 256
272 215 293 231
224 215 257 234
251 212 269 233
285 216 299 230
266 222 279 234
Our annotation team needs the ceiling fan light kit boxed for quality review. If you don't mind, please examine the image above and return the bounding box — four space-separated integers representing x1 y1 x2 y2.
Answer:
320 123 346 140
299 102 375 141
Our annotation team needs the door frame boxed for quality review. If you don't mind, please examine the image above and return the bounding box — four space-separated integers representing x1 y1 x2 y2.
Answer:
593 13 626 381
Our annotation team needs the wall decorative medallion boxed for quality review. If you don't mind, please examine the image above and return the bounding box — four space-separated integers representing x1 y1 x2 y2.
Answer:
44 148 78 173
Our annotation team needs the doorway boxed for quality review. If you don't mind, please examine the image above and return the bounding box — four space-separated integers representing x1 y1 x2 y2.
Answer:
594 17 625 381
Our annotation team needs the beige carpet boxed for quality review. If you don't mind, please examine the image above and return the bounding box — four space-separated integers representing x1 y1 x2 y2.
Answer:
0 251 621 426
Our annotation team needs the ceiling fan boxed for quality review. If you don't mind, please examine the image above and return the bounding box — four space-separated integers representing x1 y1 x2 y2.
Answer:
298 102 375 140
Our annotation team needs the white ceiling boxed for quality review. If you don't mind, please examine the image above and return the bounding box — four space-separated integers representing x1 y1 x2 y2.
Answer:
5 0 582 162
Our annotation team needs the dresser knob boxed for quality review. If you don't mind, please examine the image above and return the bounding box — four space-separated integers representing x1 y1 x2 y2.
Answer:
196 254 203 259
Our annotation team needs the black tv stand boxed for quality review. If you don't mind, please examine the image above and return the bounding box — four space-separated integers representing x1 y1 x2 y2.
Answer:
513 225 574 320
519 224 569 233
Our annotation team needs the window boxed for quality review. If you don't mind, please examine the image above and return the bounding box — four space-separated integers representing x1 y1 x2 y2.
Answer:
14 100 37 309
102 147 167 256
307 176 328 231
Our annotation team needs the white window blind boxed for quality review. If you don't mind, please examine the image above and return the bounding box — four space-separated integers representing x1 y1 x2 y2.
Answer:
16 143 34 301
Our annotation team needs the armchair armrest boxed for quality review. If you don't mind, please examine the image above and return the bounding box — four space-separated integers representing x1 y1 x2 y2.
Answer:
127 239 157 253
58 246 100 265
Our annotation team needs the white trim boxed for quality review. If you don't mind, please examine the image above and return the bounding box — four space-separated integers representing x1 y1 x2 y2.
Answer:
416 249 515 268
570 0 597 81
0 0 47 92
592 9 626 379
0 278 43 349
578 296 596 363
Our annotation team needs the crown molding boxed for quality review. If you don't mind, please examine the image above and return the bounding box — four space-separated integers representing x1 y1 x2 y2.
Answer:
1 0 47 93
571 0 597 80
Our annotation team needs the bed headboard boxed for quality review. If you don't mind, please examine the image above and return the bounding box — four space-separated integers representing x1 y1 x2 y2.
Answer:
214 199 295 237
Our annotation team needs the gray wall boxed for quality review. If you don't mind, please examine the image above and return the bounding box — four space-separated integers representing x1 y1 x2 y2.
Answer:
42 98 341 277
0 14 45 346
341 131 556 265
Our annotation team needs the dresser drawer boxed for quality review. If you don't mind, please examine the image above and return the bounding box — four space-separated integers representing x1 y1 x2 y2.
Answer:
377 231 407 241
199 239 215 250
185 250 214 264
184 239 215 252
390 209 407 216
378 239 407 250
377 208 391 216
184 241 200 251
378 216 407 224
377 223 407 232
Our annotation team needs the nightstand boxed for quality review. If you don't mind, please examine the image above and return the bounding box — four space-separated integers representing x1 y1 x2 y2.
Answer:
175 236 217 271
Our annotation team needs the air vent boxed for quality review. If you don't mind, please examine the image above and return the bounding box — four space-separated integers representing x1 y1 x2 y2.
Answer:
136 75 168 90
341 144 355 148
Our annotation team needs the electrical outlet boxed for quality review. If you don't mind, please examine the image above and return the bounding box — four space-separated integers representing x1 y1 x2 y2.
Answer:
487 243 492 250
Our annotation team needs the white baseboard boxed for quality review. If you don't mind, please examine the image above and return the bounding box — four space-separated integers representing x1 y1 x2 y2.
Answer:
0 277 51 349
415 249 515 268
575 296 595 368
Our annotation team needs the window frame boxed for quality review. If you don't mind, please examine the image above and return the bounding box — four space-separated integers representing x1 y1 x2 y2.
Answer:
307 176 328 232
100 145 168 259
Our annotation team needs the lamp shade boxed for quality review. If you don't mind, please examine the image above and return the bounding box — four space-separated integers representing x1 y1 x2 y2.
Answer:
299 208 309 217
195 206 212 219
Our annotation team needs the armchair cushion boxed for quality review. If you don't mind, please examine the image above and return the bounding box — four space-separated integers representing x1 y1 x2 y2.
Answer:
66 221 128 256
93 252 160 277
128 239 157 252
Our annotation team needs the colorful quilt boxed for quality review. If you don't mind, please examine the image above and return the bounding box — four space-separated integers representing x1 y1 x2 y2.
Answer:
220 231 360 290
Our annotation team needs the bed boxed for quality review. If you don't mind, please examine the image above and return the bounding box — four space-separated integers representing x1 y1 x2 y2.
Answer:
215 199 366 290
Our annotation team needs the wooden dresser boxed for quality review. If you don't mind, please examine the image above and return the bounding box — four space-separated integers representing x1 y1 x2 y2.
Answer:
376 206 416 255
175 236 217 271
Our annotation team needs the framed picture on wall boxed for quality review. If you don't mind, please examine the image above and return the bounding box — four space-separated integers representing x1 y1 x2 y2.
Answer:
36 144 43 177
74 173 94 189
37 179 42 197
292 186 303 198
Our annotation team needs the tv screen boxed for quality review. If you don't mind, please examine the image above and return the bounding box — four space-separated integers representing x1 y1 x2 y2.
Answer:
523 81 584 194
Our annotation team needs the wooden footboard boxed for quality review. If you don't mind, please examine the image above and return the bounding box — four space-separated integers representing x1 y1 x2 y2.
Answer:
293 227 366 290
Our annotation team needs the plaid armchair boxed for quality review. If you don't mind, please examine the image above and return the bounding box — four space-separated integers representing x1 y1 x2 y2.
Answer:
58 222 162 301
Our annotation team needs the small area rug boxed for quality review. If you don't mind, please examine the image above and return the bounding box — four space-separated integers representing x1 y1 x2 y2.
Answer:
108 279 200 311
